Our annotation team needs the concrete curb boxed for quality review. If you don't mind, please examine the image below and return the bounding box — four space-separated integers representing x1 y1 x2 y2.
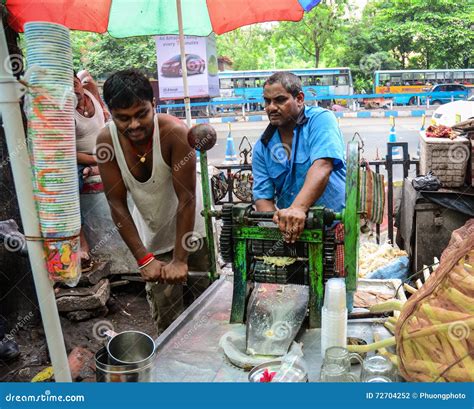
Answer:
191 109 434 124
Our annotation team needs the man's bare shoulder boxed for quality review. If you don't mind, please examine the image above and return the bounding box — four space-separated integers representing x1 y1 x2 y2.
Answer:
96 124 112 145
157 113 188 141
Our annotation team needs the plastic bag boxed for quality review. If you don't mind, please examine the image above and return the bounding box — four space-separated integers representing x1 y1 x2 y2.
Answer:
272 342 307 382
412 171 441 191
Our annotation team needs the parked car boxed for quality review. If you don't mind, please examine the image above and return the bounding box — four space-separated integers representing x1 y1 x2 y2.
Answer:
422 83 469 105
161 54 206 77
431 95 474 126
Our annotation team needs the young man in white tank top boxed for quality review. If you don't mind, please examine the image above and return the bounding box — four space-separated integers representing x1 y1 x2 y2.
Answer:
96 69 209 333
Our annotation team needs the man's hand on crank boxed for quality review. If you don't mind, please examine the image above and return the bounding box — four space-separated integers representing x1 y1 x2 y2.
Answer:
161 260 188 284
273 206 306 243
140 258 165 282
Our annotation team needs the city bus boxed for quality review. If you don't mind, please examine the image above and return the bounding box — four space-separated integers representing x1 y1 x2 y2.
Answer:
218 68 354 104
373 69 474 105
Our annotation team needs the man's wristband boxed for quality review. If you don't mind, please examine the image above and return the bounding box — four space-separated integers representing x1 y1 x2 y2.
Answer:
137 253 154 268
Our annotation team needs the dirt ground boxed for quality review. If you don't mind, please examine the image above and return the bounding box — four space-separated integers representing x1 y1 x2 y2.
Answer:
0 283 157 382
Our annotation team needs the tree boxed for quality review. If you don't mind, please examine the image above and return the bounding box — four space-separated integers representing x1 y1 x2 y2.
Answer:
272 0 349 67
367 0 474 69
71 32 157 79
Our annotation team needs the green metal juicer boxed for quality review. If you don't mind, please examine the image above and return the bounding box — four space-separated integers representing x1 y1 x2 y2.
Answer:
205 140 361 329
190 125 361 332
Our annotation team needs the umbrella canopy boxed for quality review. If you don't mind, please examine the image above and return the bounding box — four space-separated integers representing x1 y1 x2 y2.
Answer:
5 0 321 37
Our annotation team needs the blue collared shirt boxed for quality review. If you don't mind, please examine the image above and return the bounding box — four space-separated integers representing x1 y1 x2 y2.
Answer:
252 105 346 212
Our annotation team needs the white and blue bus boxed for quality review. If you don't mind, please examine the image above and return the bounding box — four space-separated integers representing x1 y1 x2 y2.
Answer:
218 68 354 103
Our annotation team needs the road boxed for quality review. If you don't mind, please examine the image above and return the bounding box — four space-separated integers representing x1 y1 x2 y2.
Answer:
206 117 424 180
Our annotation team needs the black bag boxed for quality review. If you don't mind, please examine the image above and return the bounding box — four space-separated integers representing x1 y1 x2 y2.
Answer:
412 171 441 191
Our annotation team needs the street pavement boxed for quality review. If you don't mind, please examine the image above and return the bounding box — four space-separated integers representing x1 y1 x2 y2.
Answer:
206 117 425 181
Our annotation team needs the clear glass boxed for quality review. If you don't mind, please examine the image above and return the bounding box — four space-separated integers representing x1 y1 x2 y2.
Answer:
361 355 395 382
323 346 363 371
320 363 357 382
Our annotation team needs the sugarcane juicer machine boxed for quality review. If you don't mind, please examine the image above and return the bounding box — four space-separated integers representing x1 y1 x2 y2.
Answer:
210 141 361 329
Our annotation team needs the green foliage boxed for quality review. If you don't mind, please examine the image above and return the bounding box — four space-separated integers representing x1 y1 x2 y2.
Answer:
71 32 157 79
67 0 472 89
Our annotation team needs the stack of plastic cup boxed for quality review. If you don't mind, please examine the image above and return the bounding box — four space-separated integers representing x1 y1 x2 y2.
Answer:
24 22 80 286
321 278 348 357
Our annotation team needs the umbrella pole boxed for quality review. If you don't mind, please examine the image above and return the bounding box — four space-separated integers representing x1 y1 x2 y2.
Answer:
176 0 192 129
0 19 71 382
176 0 217 279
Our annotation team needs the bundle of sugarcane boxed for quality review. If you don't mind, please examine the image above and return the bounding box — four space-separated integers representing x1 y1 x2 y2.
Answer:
348 219 474 382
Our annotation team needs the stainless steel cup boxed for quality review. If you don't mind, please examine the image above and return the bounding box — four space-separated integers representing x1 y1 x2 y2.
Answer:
107 330 156 365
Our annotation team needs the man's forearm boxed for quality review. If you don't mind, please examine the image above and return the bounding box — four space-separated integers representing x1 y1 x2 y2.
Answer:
173 197 196 263
77 152 97 166
110 204 148 261
292 161 332 212
255 199 277 212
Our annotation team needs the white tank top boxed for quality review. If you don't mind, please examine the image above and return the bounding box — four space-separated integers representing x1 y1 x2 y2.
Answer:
74 89 105 154
108 114 205 255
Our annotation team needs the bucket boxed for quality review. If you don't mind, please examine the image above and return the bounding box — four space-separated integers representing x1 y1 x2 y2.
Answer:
95 331 156 382
95 347 154 382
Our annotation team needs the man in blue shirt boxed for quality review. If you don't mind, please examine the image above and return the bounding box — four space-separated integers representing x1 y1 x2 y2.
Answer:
252 72 346 243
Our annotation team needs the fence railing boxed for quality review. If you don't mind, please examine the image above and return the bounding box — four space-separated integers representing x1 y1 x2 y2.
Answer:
158 90 469 117
210 142 420 245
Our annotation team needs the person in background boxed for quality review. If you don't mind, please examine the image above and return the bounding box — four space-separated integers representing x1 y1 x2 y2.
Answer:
74 70 109 271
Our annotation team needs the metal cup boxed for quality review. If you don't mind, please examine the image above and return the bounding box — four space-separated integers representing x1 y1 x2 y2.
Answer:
107 330 156 365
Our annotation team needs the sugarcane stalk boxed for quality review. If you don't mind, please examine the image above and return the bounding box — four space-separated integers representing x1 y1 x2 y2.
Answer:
405 360 473 382
423 265 431 282
373 333 398 367
387 316 398 326
405 318 474 340
369 300 405 314
400 339 416 361
411 341 443 379
347 336 396 353
444 287 474 314
384 321 396 334
420 303 471 323
404 283 417 294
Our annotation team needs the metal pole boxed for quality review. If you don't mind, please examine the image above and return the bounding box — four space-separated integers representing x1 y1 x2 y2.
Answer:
0 19 71 381
176 0 192 129
176 0 217 279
